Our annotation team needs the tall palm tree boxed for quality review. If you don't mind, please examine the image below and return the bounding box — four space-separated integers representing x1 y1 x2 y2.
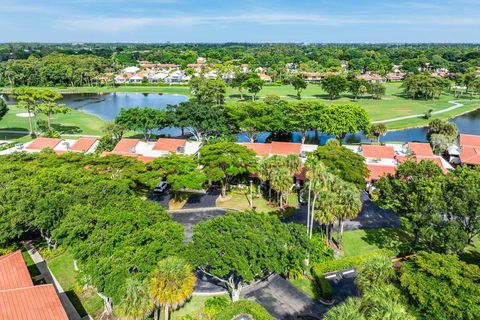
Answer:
257 157 276 202
270 167 292 209
149 256 196 320
284 154 302 206
116 278 154 320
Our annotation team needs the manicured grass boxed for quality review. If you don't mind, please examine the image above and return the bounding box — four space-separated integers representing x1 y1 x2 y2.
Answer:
3 83 479 130
341 228 409 258
0 104 106 136
21 248 41 277
290 278 316 299
171 294 229 319
168 193 190 210
216 189 298 214
45 250 103 317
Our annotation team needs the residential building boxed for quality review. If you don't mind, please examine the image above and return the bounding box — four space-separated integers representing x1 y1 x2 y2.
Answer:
0 137 99 155
448 133 480 166
241 141 317 159
259 74 272 82
357 73 386 83
0 251 68 320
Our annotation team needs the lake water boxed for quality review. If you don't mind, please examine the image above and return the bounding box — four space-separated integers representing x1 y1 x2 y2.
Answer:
4 92 480 143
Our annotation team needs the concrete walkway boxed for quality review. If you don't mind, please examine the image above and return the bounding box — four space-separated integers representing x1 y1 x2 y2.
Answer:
372 100 464 124
23 241 83 320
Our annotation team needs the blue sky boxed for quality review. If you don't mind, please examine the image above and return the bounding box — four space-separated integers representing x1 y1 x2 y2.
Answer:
1 0 479 43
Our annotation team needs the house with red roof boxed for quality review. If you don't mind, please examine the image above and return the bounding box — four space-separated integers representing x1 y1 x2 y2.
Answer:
448 134 480 166
0 251 68 320
399 142 452 174
356 144 398 183
240 141 315 159
0 137 99 155
105 138 201 163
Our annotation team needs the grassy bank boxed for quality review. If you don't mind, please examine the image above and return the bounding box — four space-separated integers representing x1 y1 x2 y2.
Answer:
1 82 479 132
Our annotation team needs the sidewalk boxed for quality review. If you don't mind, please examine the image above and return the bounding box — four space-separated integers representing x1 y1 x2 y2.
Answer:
23 241 83 320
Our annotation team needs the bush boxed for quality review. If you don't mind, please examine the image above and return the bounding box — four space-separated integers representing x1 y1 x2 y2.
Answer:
214 300 272 320
204 296 231 318
311 250 391 276
313 276 333 300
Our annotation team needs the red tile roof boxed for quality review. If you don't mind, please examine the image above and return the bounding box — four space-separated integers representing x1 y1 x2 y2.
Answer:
361 145 395 159
408 142 434 157
367 164 397 181
153 138 186 152
26 138 62 150
459 146 480 165
270 142 302 155
396 155 448 174
0 251 33 290
112 138 140 154
137 156 157 163
241 143 272 156
0 284 68 320
460 134 480 147
70 138 98 152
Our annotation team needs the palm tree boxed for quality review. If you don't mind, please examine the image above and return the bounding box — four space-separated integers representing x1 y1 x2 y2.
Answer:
323 297 365 320
332 179 362 246
270 167 292 209
257 157 276 202
284 154 302 206
149 256 196 320
116 278 154 320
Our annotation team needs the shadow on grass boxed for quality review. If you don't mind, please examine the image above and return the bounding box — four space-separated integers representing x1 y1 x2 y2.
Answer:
64 290 88 318
459 248 480 266
361 227 413 255
51 124 82 134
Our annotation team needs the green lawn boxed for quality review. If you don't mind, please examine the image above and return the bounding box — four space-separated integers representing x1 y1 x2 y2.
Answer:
2 83 479 130
171 294 228 319
45 250 103 318
21 248 41 277
0 105 105 136
341 228 409 258
289 278 317 299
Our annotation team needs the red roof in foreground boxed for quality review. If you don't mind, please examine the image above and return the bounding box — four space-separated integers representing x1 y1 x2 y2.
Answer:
460 134 480 148
396 155 448 174
0 251 33 290
153 138 186 152
26 138 62 150
367 164 397 181
361 145 395 159
270 142 302 155
459 146 480 165
408 142 434 157
112 138 140 154
241 143 272 156
0 284 68 320
70 138 98 152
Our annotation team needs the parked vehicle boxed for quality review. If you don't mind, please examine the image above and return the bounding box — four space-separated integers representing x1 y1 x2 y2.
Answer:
154 181 169 193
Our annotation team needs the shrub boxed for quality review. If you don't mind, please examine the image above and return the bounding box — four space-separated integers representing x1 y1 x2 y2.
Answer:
313 276 333 300
311 250 391 276
214 300 272 320
204 296 231 318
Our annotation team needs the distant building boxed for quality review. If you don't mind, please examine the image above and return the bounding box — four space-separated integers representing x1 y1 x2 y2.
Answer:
357 73 386 83
258 74 272 82
0 137 99 155
122 66 140 74
385 72 406 81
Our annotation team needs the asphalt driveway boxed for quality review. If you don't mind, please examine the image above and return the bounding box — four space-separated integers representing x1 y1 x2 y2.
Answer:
182 188 220 209
171 209 226 242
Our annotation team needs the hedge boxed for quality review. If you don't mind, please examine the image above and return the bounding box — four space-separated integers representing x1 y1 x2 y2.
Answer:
312 275 333 300
311 250 392 277
214 300 272 320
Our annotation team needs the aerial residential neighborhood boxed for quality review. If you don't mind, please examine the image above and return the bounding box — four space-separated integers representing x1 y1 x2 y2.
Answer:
0 1 479 320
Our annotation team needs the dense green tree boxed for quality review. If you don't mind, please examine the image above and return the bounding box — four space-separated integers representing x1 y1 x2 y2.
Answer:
323 298 365 320
226 102 272 142
167 99 228 142
190 77 226 105
308 143 369 189
367 82 386 99
401 73 450 100
283 101 324 144
348 78 369 99
400 251 480 320
243 74 264 101
116 107 167 141
288 74 308 99
150 256 195 320
188 212 307 302
318 104 371 140
199 142 257 196
320 75 348 99
229 72 249 100
0 97 8 122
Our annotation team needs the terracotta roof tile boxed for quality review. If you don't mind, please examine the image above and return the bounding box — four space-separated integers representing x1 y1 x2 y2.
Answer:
408 142 434 157
367 164 397 181
112 139 140 154
459 146 480 165
361 145 395 159
0 251 32 290
0 284 68 320
396 155 448 173
270 142 302 155
26 138 62 150
70 138 98 152
241 143 271 156
460 134 480 148
152 138 186 152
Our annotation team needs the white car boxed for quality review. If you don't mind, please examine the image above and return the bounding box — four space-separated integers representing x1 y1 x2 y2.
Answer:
154 181 168 193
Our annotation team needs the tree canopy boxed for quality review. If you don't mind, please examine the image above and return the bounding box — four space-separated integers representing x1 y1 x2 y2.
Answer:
318 104 370 139
115 107 167 141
